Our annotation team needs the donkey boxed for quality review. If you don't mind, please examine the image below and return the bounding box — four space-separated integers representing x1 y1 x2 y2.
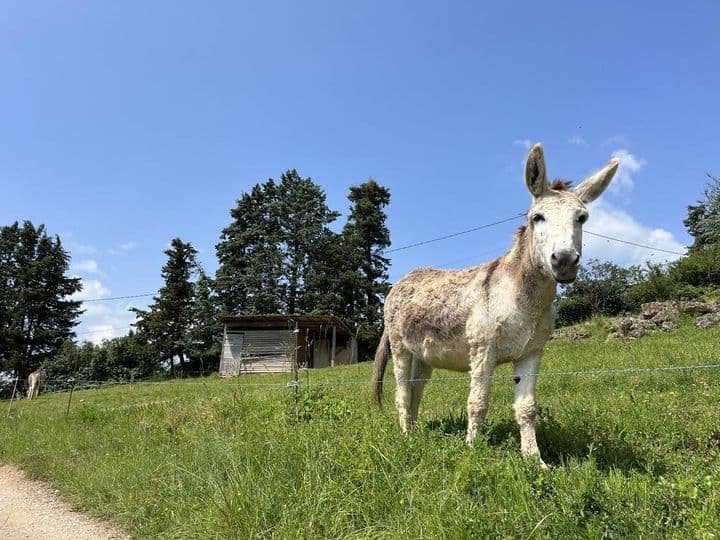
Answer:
27 368 47 400
374 144 619 464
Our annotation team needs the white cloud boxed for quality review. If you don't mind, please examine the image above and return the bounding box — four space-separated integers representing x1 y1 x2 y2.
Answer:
604 134 630 147
108 242 137 256
76 301 138 344
71 259 104 275
607 149 647 195
583 201 686 266
72 285 142 344
568 135 587 146
72 279 111 302
513 139 535 150
67 279 134 344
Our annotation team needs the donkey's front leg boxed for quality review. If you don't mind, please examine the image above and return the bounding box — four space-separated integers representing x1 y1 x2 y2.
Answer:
466 345 496 445
513 353 546 466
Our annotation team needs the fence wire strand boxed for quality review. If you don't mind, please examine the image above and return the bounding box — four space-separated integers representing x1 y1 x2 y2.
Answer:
5 362 720 401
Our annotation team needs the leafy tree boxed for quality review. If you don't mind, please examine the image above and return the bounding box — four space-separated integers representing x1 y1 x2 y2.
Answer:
132 238 199 375
341 179 392 353
625 246 720 307
45 332 156 386
0 221 82 380
215 180 284 314
556 259 642 326
684 173 720 251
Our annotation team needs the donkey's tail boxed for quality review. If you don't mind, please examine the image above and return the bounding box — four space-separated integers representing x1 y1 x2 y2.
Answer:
373 328 390 406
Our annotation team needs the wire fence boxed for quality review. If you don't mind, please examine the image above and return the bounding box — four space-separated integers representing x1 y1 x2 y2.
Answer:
77 210 687 304
5 361 720 411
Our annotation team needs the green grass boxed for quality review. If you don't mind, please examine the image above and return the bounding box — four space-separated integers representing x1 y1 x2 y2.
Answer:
3 319 720 538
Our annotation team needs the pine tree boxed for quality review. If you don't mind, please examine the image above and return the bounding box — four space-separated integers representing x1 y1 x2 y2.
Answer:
277 170 340 314
215 180 284 314
132 238 199 375
342 179 391 354
188 272 222 372
0 221 83 380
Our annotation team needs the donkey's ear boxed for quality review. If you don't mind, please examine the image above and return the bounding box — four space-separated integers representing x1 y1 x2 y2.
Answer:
574 158 620 203
524 144 548 198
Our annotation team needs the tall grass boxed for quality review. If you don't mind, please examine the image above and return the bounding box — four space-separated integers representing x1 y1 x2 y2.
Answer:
2 320 720 538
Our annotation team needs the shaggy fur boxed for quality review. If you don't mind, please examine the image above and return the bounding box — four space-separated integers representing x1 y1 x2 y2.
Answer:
374 144 619 464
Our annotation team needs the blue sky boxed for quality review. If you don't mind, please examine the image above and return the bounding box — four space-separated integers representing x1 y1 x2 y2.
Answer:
1 2 718 342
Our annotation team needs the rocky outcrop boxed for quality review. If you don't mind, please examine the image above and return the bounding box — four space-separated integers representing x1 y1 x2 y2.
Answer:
608 300 720 339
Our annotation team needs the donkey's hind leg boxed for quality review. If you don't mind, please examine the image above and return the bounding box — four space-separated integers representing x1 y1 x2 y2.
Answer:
409 360 433 426
391 340 414 433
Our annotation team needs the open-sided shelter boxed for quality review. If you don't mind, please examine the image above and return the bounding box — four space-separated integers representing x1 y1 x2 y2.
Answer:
219 314 357 376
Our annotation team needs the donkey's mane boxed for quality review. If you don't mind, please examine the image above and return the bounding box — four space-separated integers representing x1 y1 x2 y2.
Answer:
549 179 573 191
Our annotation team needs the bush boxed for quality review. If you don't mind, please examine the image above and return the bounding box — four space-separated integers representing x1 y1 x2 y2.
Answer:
670 245 720 288
624 247 720 309
556 296 594 326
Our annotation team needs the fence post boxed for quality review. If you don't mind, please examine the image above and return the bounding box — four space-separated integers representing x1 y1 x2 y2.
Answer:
6 377 19 417
292 324 300 398
66 378 76 417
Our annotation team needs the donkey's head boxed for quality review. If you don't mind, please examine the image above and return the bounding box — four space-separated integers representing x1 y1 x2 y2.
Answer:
524 144 619 284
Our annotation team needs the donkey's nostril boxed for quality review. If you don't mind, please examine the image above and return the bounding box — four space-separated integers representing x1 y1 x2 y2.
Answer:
572 255 580 266
551 253 558 261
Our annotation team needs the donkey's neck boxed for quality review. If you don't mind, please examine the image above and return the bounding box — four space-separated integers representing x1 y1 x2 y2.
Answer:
501 225 557 311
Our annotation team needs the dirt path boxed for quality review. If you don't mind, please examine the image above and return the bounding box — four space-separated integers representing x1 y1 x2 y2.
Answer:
0 465 130 540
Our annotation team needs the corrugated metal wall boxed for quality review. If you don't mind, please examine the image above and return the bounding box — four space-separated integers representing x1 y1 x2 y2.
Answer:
220 330 293 375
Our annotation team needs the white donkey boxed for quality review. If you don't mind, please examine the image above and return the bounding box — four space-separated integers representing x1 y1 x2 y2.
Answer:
27 368 47 400
374 144 619 464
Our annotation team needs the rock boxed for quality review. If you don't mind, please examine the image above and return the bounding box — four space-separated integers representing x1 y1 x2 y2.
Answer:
609 317 657 339
696 312 720 329
661 321 678 331
640 301 679 325
679 300 715 315
550 329 589 341
640 302 669 320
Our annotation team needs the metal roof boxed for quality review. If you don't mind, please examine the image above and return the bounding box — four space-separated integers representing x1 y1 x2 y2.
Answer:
219 314 354 335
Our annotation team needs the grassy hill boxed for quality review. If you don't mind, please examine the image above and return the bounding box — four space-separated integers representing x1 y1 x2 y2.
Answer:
2 318 720 538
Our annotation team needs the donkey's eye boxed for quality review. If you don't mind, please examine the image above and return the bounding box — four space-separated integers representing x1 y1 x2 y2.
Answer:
578 214 588 224
532 214 545 223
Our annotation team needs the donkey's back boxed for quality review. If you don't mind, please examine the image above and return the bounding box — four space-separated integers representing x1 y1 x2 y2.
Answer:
384 264 487 352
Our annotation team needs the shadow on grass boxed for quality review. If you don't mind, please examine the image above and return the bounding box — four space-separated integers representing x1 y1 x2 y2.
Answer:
425 410 660 474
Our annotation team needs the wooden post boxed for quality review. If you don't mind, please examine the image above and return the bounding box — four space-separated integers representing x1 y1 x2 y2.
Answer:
292 322 300 396
331 325 337 367
65 379 76 417
6 376 19 417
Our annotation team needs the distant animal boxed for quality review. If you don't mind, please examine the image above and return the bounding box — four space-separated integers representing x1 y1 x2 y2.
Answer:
374 144 619 465
27 368 47 400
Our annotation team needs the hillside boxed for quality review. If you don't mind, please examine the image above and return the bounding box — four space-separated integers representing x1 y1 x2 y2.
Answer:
2 318 720 538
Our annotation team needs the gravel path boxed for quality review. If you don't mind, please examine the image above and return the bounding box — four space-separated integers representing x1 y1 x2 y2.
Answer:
0 465 130 540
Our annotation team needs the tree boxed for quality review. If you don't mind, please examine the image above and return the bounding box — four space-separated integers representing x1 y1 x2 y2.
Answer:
341 179 392 354
0 221 82 380
215 171 340 316
132 238 199 375
277 170 340 314
684 173 720 251
188 272 222 373
215 181 284 314
45 332 156 385
556 259 642 326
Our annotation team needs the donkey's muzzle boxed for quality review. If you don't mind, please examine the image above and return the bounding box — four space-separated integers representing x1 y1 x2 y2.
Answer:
551 250 580 283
